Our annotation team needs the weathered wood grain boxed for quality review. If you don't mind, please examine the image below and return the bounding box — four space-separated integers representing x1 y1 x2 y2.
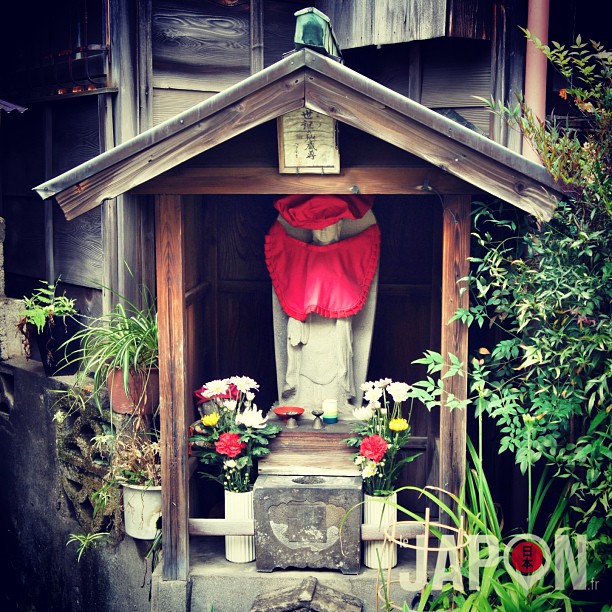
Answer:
133 166 476 195
53 205 103 287
153 1 250 68
156 194 190 581
438 195 470 521
318 0 446 48
152 89 214 126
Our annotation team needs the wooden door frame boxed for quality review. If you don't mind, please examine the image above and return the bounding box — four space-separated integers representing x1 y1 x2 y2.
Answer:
154 188 471 581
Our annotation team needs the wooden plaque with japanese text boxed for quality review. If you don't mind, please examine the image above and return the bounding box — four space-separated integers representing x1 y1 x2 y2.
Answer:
277 108 340 174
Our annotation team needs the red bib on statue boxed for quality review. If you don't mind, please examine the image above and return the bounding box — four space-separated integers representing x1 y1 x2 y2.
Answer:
265 221 380 321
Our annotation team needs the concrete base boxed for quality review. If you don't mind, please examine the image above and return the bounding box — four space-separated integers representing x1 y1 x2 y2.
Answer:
151 577 191 612
158 537 430 612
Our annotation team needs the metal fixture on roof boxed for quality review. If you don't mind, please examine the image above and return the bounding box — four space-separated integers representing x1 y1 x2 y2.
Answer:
293 7 342 62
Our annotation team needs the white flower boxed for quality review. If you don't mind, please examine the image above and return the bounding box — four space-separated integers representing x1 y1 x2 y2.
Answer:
225 460 237 469
204 379 230 397
223 399 238 411
360 381 375 392
362 461 378 478
230 376 259 393
245 391 255 403
235 407 268 429
353 405 374 421
354 456 365 465
374 378 392 388
364 386 383 404
387 381 411 403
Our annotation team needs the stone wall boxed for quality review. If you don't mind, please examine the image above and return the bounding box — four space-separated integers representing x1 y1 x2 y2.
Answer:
0 358 154 611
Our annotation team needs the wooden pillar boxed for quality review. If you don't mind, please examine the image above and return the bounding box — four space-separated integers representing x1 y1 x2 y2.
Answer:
156 194 190 581
250 0 264 74
438 194 470 519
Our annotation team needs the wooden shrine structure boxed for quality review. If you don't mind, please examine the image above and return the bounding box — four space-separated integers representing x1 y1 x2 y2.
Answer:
34 46 563 592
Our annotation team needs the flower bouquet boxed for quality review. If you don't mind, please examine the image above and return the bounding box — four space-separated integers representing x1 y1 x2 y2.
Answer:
345 379 421 497
189 376 281 492
346 378 421 568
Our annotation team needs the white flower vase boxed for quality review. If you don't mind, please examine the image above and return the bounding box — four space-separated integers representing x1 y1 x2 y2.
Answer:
225 490 255 563
363 492 398 569
122 484 162 540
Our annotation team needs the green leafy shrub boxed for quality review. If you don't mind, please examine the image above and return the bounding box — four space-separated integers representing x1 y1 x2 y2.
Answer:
460 34 612 574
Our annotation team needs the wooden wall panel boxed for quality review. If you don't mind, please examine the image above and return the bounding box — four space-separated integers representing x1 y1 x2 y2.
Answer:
53 204 103 288
318 0 446 48
216 288 277 411
152 0 250 93
421 40 491 107
52 98 100 175
152 89 214 126
51 98 102 287
263 0 310 67
186 121 280 169
215 195 277 281
3 197 46 279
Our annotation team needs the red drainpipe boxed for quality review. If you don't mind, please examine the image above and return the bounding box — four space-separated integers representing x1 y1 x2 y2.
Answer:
523 0 550 163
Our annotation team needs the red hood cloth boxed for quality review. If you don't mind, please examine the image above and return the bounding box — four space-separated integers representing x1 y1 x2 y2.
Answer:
274 194 374 230
265 220 380 321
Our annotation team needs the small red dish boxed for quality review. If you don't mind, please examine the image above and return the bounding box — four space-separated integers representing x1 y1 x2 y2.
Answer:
273 406 305 421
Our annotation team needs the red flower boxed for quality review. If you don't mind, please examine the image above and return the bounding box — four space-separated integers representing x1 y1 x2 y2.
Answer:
215 432 246 458
360 434 388 462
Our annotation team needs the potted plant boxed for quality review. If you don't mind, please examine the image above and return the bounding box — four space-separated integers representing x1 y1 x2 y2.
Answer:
111 426 162 539
17 277 80 376
345 378 421 569
68 293 158 415
189 376 281 562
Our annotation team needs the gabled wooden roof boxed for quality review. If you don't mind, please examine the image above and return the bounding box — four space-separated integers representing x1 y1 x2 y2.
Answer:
34 48 563 221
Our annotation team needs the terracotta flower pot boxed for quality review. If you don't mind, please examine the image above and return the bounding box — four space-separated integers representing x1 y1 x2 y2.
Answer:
107 367 159 414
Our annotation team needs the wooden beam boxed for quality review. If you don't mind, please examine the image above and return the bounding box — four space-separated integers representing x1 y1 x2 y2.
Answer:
132 166 477 195
156 194 190 581
438 194 470 521
188 518 426 541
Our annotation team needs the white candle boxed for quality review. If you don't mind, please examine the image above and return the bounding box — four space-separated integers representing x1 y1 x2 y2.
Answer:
322 399 338 422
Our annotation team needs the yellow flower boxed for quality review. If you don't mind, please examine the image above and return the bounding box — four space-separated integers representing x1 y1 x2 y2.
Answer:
201 412 220 427
389 418 408 432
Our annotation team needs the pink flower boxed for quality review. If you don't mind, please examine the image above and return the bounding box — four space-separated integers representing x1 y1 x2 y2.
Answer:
359 434 388 463
215 432 246 458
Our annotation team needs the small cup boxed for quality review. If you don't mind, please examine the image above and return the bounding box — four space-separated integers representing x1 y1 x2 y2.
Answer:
322 398 338 423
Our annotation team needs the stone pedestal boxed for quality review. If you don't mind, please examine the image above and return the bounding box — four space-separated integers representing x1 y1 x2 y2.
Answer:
254 474 362 574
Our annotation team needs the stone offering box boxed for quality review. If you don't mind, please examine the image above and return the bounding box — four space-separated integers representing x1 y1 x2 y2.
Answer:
254 474 362 574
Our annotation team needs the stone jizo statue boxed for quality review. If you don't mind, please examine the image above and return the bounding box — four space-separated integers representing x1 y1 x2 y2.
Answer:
265 194 380 417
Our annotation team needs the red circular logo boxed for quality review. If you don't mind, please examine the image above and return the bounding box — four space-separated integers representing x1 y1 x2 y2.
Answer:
510 540 544 574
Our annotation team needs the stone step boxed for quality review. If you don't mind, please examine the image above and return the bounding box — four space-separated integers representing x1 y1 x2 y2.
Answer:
183 537 429 612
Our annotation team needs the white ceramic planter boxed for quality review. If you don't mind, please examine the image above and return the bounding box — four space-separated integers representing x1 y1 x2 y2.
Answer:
363 492 398 569
225 490 255 563
122 483 162 540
